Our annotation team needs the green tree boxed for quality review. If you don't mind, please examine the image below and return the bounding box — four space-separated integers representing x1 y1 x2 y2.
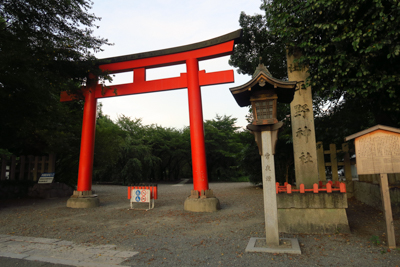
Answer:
237 130 262 185
93 107 124 182
229 11 287 79
262 0 400 127
230 1 400 185
0 0 110 154
204 115 245 181
0 0 110 185
146 125 191 181
110 116 160 185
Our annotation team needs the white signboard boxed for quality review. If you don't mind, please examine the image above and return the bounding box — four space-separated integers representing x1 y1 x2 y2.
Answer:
355 130 400 175
130 189 154 210
38 173 55 184
132 189 150 203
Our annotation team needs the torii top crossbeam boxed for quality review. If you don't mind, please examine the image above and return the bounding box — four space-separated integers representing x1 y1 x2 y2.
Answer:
61 29 241 101
61 30 242 196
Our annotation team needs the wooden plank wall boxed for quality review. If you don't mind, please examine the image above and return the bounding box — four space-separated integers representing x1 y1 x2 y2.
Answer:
316 142 352 182
317 142 400 185
0 154 55 181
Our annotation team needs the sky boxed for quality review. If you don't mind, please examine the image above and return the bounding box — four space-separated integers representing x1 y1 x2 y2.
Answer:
90 0 263 129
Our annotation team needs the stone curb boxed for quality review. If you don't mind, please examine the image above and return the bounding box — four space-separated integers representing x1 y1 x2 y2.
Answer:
0 235 138 266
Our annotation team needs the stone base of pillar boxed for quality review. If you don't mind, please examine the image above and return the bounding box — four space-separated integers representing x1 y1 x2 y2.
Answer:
184 197 220 212
66 190 100 208
277 192 350 234
245 237 301 254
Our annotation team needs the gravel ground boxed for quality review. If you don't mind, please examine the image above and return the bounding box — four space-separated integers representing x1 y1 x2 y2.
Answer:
0 182 399 266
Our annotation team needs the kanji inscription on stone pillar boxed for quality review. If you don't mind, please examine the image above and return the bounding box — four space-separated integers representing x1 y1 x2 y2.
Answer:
287 50 319 188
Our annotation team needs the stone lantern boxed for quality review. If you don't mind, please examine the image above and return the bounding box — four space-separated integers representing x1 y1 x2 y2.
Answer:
230 62 301 254
231 63 296 119
230 62 296 153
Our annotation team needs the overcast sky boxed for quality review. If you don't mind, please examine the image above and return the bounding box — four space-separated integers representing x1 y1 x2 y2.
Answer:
90 0 263 129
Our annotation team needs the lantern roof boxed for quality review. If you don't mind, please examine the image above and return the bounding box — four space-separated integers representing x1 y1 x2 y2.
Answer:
230 62 297 107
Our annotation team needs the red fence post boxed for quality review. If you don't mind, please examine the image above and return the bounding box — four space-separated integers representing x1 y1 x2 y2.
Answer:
327 182 332 193
287 184 292 194
300 184 305 193
313 183 319 193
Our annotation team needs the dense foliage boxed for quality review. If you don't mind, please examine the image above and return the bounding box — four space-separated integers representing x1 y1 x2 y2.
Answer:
262 0 400 127
229 0 400 184
93 112 263 185
228 12 287 79
0 0 110 185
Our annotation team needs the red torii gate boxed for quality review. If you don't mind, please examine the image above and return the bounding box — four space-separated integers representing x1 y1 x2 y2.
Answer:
62 30 241 207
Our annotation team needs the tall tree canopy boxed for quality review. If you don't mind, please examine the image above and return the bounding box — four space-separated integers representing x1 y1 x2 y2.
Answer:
230 1 400 184
231 0 400 141
262 0 400 127
0 0 110 154
229 12 287 79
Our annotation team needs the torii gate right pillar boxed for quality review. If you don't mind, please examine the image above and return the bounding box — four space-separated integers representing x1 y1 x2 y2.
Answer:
186 57 209 192
287 50 319 188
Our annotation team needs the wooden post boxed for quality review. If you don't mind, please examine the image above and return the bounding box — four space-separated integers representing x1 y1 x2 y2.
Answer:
330 144 338 182
33 156 39 182
10 155 16 180
342 143 352 180
379 173 396 249
48 153 56 172
316 141 326 181
1 155 6 180
28 155 34 180
19 156 26 180
40 156 46 174
342 143 353 198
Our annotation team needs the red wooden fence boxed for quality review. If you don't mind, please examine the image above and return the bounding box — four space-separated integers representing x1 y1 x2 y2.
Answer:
276 181 346 194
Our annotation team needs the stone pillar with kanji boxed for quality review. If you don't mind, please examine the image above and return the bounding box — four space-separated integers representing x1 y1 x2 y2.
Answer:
287 50 319 188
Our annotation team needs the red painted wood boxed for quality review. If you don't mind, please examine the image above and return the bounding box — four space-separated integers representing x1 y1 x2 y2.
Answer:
77 87 97 192
313 183 319 193
98 41 235 73
186 57 209 192
326 182 332 193
60 70 234 102
61 40 237 196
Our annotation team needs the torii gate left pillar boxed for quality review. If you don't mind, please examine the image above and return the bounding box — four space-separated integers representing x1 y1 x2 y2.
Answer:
63 30 242 210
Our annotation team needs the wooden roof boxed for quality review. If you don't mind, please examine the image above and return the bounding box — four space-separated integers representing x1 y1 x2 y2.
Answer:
345 125 400 141
97 29 242 65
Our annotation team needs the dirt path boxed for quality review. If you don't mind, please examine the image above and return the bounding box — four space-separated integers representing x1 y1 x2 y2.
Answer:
0 182 399 266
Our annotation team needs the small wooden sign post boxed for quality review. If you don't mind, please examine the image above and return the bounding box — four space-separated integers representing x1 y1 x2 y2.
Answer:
346 125 400 249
